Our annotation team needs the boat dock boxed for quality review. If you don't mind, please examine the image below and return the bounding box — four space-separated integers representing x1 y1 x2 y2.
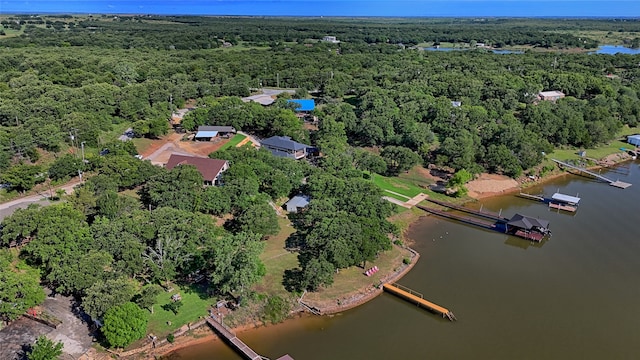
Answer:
425 198 508 222
206 316 293 360
518 192 580 212
383 283 456 321
552 159 632 189
416 205 498 230
417 203 550 242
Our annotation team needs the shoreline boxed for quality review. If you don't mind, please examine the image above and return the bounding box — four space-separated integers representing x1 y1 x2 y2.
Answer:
156 156 636 359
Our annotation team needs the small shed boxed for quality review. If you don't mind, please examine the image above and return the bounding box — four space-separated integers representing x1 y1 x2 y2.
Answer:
285 195 310 213
627 134 640 147
195 126 236 140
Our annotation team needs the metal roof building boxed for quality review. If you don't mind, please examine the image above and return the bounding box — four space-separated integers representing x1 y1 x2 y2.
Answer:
284 195 310 213
627 134 640 147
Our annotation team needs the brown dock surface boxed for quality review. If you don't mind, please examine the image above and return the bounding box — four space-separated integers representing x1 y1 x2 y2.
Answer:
383 283 456 321
425 198 508 221
206 317 263 360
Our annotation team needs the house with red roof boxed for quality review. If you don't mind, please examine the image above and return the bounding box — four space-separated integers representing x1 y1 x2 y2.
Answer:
165 154 229 186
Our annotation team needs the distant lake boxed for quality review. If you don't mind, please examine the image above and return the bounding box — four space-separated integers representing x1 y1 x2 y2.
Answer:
420 47 524 54
590 45 640 55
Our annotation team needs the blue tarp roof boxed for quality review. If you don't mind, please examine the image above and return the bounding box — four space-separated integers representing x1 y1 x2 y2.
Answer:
287 99 315 111
195 130 219 138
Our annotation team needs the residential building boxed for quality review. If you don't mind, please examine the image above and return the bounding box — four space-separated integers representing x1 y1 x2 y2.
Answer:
627 134 640 147
261 136 309 160
322 36 340 43
284 195 310 213
538 90 565 101
165 154 229 185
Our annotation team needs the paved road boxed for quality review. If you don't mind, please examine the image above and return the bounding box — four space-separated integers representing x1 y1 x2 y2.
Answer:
0 181 79 221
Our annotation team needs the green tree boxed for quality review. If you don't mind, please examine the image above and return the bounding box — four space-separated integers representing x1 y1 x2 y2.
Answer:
209 232 266 294
134 284 162 314
1 164 43 192
27 336 63 360
0 251 45 322
380 146 421 175
140 165 203 212
102 302 148 348
231 202 280 237
301 257 335 291
48 154 84 181
447 168 473 197
82 277 138 320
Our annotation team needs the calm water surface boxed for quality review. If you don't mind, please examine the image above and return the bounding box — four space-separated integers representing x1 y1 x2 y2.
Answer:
171 161 640 360
590 45 640 55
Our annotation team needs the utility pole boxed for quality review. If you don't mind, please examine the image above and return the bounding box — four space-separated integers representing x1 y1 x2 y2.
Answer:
277 73 280 88
81 141 86 163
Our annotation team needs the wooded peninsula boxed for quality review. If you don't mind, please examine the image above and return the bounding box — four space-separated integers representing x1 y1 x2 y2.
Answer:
1 15 639 358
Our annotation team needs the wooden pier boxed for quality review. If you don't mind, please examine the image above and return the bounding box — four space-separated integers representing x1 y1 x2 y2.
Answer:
416 205 498 230
206 316 293 360
416 204 550 242
552 159 632 189
383 283 456 321
424 198 508 222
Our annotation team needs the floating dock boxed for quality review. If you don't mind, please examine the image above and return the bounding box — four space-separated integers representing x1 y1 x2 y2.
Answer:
383 283 456 321
552 159 632 189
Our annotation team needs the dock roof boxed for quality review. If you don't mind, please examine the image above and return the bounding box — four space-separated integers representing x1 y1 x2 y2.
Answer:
551 193 581 204
507 214 550 230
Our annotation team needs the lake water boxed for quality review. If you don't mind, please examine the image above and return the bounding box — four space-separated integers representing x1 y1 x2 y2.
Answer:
590 45 640 55
170 161 640 360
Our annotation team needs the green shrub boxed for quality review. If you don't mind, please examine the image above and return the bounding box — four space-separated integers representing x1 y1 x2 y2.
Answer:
167 334 175 343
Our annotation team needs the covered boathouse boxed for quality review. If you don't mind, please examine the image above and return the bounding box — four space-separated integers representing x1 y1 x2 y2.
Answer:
505 214 551 242
549 192 581 212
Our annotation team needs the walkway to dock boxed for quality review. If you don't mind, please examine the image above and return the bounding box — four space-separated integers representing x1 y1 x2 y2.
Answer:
416 205 498 230
424 198 509 222
206 316 294 360
383 283 456 321
552 159 632 189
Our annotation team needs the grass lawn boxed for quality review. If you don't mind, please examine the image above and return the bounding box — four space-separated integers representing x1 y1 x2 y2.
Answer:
549 126 640 162
302 244 412 309
214 134 247 153
371 173 425 200
146 285 214 337
131 137 155 155
252 217 299 298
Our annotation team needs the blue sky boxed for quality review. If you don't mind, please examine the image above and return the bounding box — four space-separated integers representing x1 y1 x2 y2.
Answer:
1 1 639 17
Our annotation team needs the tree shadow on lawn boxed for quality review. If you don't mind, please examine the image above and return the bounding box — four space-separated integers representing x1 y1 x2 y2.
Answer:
176 282 213 301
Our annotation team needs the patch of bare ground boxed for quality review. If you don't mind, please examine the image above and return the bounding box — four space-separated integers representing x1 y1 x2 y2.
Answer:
466 173 520 200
